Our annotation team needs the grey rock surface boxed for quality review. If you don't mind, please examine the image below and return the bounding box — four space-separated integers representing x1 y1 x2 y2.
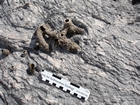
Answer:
0 0 140 105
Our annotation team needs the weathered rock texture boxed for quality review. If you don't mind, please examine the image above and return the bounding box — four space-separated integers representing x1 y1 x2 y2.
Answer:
0 0 140 105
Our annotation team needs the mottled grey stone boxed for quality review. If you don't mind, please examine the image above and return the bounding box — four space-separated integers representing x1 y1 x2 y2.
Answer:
0 0 140 105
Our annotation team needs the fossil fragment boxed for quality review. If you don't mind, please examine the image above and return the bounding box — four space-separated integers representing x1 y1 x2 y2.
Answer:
42 24 57 38
1 49 11 56
56 28 68 38
34 18 85 53
56 37 80 53
63 18 85 37
20 50 27 57
55 29 80 53
27 63 35 75
34 25 50 52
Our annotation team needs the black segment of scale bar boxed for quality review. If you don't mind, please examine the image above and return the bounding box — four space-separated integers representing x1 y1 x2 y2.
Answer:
52 83 56 86
59 86 63 90
46 79 49 83
81 96 85 100
73 93 78 97
70 82 80 88
52 74 61 80
66 89 70 93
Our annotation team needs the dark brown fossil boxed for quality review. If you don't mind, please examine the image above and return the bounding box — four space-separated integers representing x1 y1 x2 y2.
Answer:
34 18 85 53
63 18 85 37
27 63 35 75
54 29 80 53
34 25 50 52
20 50 27 57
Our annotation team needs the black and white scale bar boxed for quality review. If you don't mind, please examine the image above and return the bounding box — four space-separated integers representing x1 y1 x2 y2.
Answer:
41 70 90 101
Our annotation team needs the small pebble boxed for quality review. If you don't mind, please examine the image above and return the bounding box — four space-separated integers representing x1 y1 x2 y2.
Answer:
1 49 11 56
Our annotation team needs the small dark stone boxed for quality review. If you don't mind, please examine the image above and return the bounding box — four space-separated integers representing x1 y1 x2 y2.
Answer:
136 66 140 70
34 43 40 51
132 0 140 5
0 0 4 5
